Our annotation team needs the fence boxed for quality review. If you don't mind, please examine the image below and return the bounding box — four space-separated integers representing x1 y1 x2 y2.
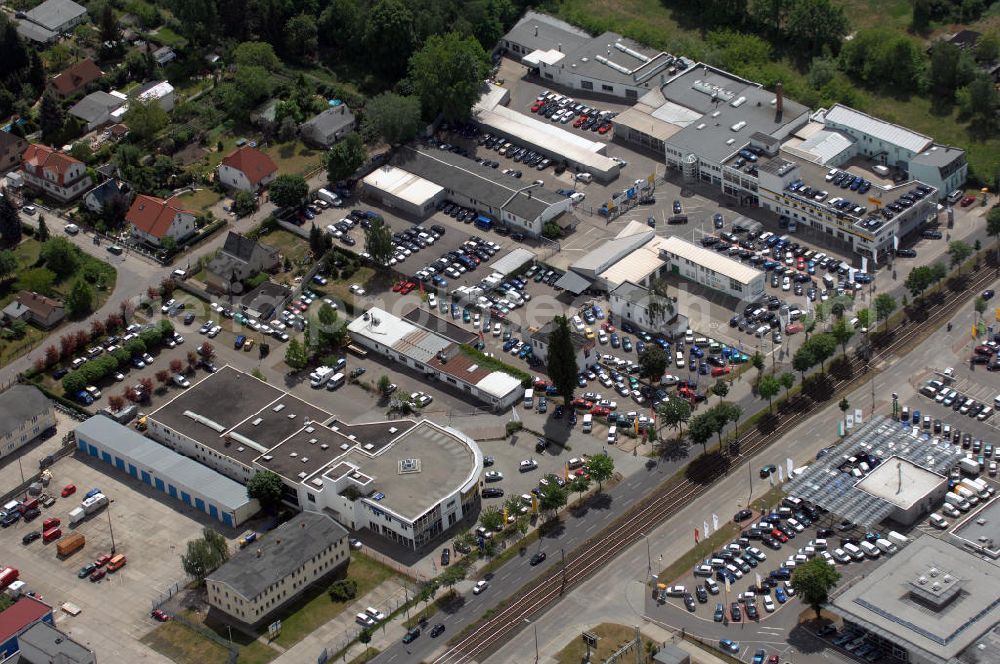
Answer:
0 437 76 507
150 581 183 610
169 612 239 664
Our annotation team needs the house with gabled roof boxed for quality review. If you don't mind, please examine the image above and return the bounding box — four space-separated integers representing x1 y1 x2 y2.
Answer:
47 59 103 100
20 145 91 203
217 146 278 192
125 194 196 246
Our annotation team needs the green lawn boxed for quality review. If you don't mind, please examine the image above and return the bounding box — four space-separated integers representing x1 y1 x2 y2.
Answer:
259 229 313 281
555 623 657 664
152 26 189 49
141 621 232 664
347 647 380 664
175 188 223 212
271 553 398 648
264 140 324 177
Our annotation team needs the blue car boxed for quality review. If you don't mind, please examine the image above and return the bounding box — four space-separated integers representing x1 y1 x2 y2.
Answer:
432 275 447 287
719 639 740 654
577 375 587 387
636 341 645 355
774 586 787 603
689 357 697 371
752 650 766 664
699 362 709 375
503 339 517 352
690 345 704 358
592 305 604 319
610 334 620 348
75 390 94 405
545 385 559 396
518 345 533 359
85 488 102 499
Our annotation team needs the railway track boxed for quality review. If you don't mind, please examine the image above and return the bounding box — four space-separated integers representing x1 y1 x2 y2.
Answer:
430 263 997 664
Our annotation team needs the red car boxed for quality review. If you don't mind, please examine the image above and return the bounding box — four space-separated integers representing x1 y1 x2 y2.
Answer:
601 322 615 333
597 123 612 135
771 529 789 543
767 656 779 664
89 568 106 582
399 281 417 295
570 398 594 410
785 323 804 334
573 115 587 128
61 484 76 498
974 344 994 356
42 517 60 530
960 196 976 207
589 405 611 417
391 281 405 292
533 378 549 389
151 609 171 622
530 101 544 113
94 554 112 568
711 366 732 377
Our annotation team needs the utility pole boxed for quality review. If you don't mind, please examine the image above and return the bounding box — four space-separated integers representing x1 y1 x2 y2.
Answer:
560 548 566 595
107 500 117 554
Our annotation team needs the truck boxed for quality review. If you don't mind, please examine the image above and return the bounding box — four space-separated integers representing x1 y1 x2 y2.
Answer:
68 507 86 526
887 531 910 549
316 188 341 207
0 568 19 590
5 581 25 599
81 493 108 515
309 366 334 388
944 492 970 512
57 533 85 557
962 477 993 499
959 457 980 476
451 285 484 305
955 485 979 505
480 272 503 290
238 530 258 548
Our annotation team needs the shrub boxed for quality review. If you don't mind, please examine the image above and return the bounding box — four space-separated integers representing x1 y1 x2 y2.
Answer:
328 578 358 602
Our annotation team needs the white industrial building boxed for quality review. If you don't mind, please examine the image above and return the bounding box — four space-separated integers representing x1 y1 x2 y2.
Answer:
347 307 524 410
557 221 672 295
658 236 766 301
146 367 487 551
362 165 444 217
472 84 621 182
609 281 688 337
74 415 259 527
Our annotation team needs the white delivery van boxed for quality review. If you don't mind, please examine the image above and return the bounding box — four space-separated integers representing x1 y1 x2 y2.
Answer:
843 543 864 561
961 478 990 500
523 389 534 408
875 539 898 555
887 531 910 548
607 426 617 444
955 486 979 505
859 541 880 558
582 414 593 433
944 492 970 512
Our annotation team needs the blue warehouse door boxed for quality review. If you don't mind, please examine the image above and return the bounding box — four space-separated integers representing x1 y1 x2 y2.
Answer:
88 444 98 457
154 478 165 492
115 457 125 470
77 439 86 452
222 512 233 526
101 452 112 464
194 498 205 512
209 505 218 519
168 485 178 498
141 471 151 485
181 492 191 505
128 464 138 478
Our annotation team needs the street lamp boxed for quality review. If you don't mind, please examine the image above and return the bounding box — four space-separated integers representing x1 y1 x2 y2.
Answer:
524 618 539 663
107 500 117 554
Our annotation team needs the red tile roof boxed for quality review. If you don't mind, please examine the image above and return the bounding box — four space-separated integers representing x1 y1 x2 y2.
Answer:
0 596 52 643
21 144 84 186
126 194 194 239
48 59 103 97
221 146 278 187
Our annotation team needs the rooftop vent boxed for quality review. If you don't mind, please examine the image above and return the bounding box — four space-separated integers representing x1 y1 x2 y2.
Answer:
309 438 317 445
731 96 746 107
305 426 315 433
237 446 245 452
290 452 298 457
340 443 350 451
297 472 307 479
262 455 273 461
389 427 398 434
730 121 747 132
311 478 323 487
466 364 479 373
320 444 329 450
287 413 296 419
929 568 939 577
696 123 706 130
301 457 308 463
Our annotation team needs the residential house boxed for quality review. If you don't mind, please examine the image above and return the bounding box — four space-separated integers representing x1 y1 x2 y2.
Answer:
0 132 28 175
126 194 196 246
205 512 348 627
68 91 127 131
217 146 277 192
152 46 176 66
15 0 87 43
83 178 131 215
205 232 280 294
0 385 56 460
299 105 355 148
47 59 103 100
20 145 92 203
1 292 65 330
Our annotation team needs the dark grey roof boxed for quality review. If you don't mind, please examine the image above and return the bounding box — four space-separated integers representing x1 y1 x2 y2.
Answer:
302 106 355 138
911 145 966 169
394 146 567 222
206 253 242 280
85 178 129 206
0 130 26 153
0 386 51 441
24 0 86 30
69 91 124 124
222 232 276 263
553 270 592 294
207 512 346 600
16 621 94 663
503 10 590 54
240 282 291 317
14 21 56 43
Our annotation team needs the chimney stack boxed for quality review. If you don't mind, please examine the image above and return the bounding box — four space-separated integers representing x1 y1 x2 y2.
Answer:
775 81 784 122
534 25 538 37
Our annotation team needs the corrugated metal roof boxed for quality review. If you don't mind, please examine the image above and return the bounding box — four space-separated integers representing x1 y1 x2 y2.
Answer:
75 416 254 511
490 247 536 275
554 270 592 294
475 372 524 399
824 104 931 154
660 236 763 285
362 166 443 206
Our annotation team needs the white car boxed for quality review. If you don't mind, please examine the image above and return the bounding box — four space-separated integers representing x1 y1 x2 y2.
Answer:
410 392 433 407
492 323 502 337
172 374 191 388
160 298 176 314
598 331 608 344
571 315 585 332
349 284 366 296
519 459 538 472
427 293 437 307
365 607 386 622
660 374 680 386
84 385 101 399
64 223 79 235
472 580 489 595
484 470 504 482
208 326 221 338
763 596 775 613
664 585 686 597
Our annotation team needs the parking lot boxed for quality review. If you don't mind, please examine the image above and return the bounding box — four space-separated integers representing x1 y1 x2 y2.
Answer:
0 445 225 662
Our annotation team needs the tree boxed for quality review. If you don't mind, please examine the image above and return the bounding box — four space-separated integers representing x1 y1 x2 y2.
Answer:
234 41 281 69
247 470 284 509
269 174 308 209
36 216 49 242
39 93 65 143
0 250 16 281
792 344 815 381
830 317 853 354
479 505 504 531
785 0 848 58
284 13 318 61
439 563 466 594
759 374 780 412
123 96 168 142
568 474 591 501
711 379 729 402
585 453 614 492
328 578 358 601
326 132 367 183
362 92 423 145
791 557 841 619
364 217 394 267
688 411 715 455
948 240 973 274
546 316 579 407
751 351 765 383
779 371 795 402
40 237 79 279
198 341 215 359
988 205 1000 265
657 397 691 438
0 196 22 247
284 338 307 370
364 0 416 78
538 481 568 519
173 0 218 43
309 223 331 256
905 265 943 301
638 345 668 382
409 32 489 122
839 397 850 427
808 333 837 372
377 375 392 395
232 190 256 218
66 279 94 317
975 296 988 321
856 308 870 330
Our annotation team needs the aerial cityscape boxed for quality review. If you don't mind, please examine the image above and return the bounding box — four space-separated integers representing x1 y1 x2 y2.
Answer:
0 1 999 663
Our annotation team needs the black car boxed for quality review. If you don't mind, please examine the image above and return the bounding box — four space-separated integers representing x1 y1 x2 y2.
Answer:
481 487 504 498
77 563 97 578
402 628 421 644
440 548 450 566
895 248 917 258
530 552 547 566
984 290 995 300
22 531 40 545
430 623 445 638
922 229 943 240
695 586 708 603
733 509 753 522
746 603 759 620
183 313 196 325
730 603 742 621
683 594 696 611
22 508 40 522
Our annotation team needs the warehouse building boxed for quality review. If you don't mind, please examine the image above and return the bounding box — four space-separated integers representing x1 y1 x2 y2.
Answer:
830 535 1000 664
365 146 573 237
206 511 348 627
74 415 259 527
347 307 524 410
146 367 486 551
658 236 766 301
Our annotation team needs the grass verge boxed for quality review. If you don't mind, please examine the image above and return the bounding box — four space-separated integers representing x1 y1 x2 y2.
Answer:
140 620 231 664
181 610 279 664
271 553 398 648
347 647 380 664
554 622 658 664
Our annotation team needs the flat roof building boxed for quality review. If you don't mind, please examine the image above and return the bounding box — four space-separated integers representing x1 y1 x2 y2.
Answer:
951 496 1000 559
146 366 486 551
362 165 444 217
658 236 765 302
206 512 348 626
9 621 95 664
855 457 948 525
74 415 259 527
831 535 1000 664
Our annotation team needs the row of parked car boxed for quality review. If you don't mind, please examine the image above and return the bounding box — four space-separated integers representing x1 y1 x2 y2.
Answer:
528 90 615 134
412 236 502 290
478 133 554 170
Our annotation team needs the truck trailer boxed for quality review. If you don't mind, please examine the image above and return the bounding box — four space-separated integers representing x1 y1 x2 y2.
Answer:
56 533 85 557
